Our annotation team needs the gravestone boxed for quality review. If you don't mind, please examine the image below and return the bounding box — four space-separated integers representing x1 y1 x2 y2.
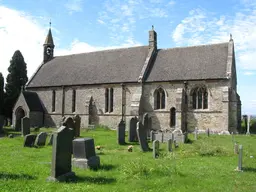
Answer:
167 139 172 152
73 115 81 137
48 134 54 145
23 134 37 147
194 127 198 140
35 132 48 146
128 117 138 142
117 120 126 145
136 122 150 152
153 140 160 158
0 115 4 133
62 116 75 138
47 126 75 182
172 129 186 143
21 117 30 136
236 145 243 171
72 138 100 169
163 132 172 142
153 131 163 142
206 128 210 137
234 142 238 154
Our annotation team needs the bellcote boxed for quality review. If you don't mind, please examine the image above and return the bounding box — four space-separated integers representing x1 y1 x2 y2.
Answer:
149 25 157 49
43 23 55 63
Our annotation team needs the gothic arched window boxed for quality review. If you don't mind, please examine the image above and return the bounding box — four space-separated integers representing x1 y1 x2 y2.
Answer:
170 107 176 127
154 88 166 109
191 86 208 109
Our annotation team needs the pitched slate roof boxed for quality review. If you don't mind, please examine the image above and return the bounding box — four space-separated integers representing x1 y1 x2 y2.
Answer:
23 91 44 111
27 46 149 87
146 42 229 82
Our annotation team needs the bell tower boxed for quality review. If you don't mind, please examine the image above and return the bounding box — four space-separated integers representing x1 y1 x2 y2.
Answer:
43 22 55 63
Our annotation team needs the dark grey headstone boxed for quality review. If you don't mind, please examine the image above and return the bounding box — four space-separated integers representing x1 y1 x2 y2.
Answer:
73 138 96 159
136 122 150 152
0 115 4 133
47 126 75 182
72 138 100 169
153 140 160 158
23 134 37 147
167 139 172 152
62 116 75 130
128 117 138 142
73 115 81 137
21 117 30 136
35 132 48 146
117 120 126 145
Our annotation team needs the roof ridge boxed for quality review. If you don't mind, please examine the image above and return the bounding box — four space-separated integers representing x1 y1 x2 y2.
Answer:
158 42 229 51
55 45 148 58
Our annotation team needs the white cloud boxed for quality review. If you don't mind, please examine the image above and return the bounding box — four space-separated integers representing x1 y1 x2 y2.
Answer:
243 71 255 76
65 0 83 14
172 5 256 71
97 19 105 24
0 6 46 81
168 0 176 6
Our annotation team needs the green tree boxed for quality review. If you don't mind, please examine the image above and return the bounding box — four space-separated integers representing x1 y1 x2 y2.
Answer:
4 50 28 119
0 73 4 115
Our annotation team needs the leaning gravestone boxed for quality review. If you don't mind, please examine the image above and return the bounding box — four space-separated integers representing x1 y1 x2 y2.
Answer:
72 138 100 169
117 120 126 145
136 122 150 152
73 115 81 137
0 115 4 133
23 134 37 147
128 117 138 142
21 117 30 136
35 132 48 146
47 126 75 182
153 140 160 158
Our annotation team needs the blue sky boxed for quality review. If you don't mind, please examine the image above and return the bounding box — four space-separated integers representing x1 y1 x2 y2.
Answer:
0 0 255 114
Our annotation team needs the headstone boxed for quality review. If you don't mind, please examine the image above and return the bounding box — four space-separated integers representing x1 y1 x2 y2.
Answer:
136 122 150 152
172 129 185 143
237 145 243 171
72 138 100 169
0 115 4 133
155 132 163 142
21 117 30 136
194 127 198 140
163 132 172 142
167 139 172 152
234 142 238 154
23 134 37 147
48 134 54 145
62 116 75 130
47 126 75 182
246 115 250 135
150 130 155 142
206 128 210 137
35 132 48 146
117 120 126 145
153 140 160 158
73 115 81 137
128 117 138 142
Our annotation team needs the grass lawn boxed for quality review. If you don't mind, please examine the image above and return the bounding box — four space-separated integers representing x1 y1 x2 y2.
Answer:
0 127 256 192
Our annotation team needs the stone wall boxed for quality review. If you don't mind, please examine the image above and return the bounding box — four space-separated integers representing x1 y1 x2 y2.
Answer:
27 78 239 133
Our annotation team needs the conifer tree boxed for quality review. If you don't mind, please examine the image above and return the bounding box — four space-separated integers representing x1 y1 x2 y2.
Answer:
4 50 28 119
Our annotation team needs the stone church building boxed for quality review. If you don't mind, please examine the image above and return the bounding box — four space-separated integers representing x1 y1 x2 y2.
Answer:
13 26 241 134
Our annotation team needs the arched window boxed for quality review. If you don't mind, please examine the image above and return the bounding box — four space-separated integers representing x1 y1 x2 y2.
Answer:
105 87 114 113
170 107 176 127
154 87 165 109
191 86 208 109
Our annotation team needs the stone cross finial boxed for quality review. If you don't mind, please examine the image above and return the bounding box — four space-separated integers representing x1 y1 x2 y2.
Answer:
230 33 232 41
152 25 154 30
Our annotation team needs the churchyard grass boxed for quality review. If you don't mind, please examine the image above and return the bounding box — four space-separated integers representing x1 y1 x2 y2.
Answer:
0 127 256 192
